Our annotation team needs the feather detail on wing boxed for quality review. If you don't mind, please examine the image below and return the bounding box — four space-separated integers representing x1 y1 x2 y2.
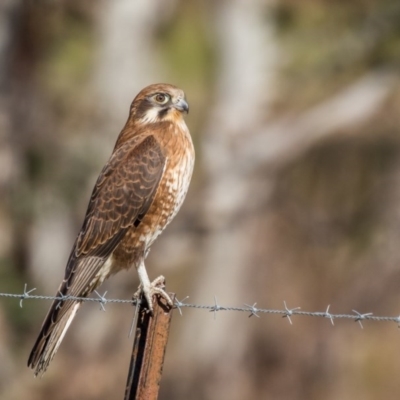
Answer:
28 135 166 375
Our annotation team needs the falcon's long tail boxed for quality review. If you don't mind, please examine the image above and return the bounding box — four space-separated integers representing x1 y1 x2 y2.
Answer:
28 252 110 376
27 298 81 376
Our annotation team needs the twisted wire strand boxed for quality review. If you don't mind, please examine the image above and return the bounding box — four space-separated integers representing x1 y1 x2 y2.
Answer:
1 284 399 327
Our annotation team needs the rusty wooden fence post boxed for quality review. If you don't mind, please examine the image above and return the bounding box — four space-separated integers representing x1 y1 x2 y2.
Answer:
124 293 175 400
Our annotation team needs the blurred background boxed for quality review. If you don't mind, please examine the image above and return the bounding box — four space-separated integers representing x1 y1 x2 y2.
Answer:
1 0 400 399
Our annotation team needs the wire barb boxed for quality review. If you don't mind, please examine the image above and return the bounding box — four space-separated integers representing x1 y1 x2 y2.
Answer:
19 283 36 308
283 301 301 325
174 296 189 316
94 290 108 311
244 302 260 318
55 293 71 310
352 310 373 329
323 305 335 325
209 296 226 320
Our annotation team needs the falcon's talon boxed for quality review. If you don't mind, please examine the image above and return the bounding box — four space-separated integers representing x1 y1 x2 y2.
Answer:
141 275 173 312
133 285 143 302
151 275 167 290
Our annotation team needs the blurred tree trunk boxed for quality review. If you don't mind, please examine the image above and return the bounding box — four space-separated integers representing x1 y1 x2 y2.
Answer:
95 0 164 128
170 1 279 398
0 0 19 259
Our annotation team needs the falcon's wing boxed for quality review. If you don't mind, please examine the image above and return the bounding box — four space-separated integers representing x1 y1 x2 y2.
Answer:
49 134 165 321
28 134 166 373
66 134 166 295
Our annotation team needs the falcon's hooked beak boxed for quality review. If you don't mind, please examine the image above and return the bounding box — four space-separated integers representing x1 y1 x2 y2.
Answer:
174 98 189 114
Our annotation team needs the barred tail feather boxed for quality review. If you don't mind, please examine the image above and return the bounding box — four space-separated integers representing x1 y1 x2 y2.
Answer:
28 302 81 377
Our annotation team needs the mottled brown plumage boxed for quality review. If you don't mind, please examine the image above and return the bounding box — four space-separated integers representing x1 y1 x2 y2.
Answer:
28 83 194 376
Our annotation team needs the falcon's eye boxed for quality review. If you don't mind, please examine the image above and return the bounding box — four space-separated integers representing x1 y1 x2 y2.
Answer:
153 93 169 105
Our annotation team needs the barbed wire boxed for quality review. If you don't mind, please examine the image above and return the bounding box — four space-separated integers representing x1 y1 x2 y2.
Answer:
1 284 400 329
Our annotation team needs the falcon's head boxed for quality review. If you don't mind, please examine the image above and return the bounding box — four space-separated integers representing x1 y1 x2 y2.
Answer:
130 83 189 125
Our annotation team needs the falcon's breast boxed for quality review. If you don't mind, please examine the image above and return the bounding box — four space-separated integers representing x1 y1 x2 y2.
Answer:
112 117 195 268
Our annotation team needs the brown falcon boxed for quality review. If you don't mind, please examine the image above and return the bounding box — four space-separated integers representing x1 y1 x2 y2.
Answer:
28 83 194 376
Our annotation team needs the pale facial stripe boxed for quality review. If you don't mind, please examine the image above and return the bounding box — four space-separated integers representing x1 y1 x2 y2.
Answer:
139 107 161 124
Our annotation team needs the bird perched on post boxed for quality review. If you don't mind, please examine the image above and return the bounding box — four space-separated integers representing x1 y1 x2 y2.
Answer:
28 83 195 376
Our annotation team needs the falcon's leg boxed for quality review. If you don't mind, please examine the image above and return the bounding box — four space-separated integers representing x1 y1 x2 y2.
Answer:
136 261 173 312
